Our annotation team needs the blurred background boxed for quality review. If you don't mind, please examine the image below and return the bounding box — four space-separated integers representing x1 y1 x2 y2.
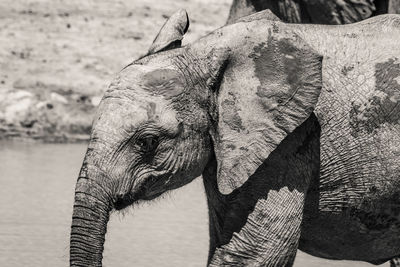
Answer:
0 0 387 266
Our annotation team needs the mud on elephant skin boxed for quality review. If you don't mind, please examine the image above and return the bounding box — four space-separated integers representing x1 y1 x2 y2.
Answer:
227 0 400 24
70 9 400 267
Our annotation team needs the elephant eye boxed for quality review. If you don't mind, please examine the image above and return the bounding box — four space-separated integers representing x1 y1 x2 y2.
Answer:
136 136 158 153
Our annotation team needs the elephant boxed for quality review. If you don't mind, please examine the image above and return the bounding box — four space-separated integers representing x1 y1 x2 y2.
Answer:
227 0 400 24
228 1 400 266
69 9 400 267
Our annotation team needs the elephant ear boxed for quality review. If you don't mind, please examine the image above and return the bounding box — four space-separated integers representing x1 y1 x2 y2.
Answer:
214 29 322 195
147 9 189 55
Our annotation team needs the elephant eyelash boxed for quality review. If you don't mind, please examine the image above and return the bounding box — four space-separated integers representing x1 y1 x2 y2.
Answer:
124 122 177 156
135 135 159 153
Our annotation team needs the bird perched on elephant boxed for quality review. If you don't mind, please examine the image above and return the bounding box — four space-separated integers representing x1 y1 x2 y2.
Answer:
70 9 400 267
227 0 400 24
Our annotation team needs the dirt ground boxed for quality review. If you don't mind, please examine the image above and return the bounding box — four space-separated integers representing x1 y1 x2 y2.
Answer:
0 0 231 141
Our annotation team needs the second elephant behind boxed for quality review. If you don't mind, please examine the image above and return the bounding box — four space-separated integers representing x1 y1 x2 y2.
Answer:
228 0 400 24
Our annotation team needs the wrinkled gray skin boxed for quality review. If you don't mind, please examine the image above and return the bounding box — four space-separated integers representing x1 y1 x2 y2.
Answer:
70 9 400 267
229 2 400 267
227 0 400 25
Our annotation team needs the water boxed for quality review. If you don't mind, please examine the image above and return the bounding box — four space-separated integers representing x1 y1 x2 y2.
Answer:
0 141 382 266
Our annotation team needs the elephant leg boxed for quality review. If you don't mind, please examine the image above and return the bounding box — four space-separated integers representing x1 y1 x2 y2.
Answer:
391 257 400 267
208 182 308 266
388 0 400 13
202 115 320 266
202 155 307 266
284 250 297 267
202 157 230 264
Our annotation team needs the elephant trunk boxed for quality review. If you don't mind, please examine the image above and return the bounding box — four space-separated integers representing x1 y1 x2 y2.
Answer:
70 165 112 267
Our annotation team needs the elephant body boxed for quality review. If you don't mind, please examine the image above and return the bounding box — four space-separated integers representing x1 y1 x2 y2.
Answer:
193 13 400 265
225 0 400 265
69 9 400 267
297 17 400 263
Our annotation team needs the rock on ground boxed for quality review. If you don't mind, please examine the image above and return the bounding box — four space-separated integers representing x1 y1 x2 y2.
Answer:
0 0 231 142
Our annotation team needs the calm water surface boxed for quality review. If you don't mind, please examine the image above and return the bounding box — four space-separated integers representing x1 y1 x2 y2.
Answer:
0 141 383 266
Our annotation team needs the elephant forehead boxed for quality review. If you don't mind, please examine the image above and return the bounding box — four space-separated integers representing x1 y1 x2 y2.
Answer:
93 96 178 137
140 69 185 99
111 65 185 99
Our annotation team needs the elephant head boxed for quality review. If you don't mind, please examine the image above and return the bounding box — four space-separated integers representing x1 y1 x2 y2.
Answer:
70 9 322 266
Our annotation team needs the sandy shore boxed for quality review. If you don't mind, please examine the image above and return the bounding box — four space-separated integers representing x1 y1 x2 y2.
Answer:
0 0 231 141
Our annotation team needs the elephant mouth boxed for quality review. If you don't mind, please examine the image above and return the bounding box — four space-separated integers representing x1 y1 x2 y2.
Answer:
114 195 136 210
113 173 169 210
